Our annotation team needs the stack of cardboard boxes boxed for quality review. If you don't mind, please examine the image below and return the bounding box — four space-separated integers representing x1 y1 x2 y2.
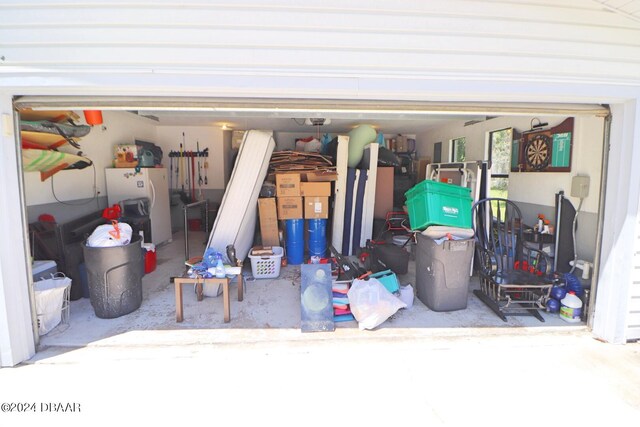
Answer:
257 173 332 247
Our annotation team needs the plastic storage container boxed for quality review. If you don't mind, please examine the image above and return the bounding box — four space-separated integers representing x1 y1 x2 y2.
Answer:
249 246 283 279
415 232 475 311
32 260 57 281
405 180 473 230
82 235 143 319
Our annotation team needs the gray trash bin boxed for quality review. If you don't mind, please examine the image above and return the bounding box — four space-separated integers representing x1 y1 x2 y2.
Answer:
83 235 143 319
415 233 475 311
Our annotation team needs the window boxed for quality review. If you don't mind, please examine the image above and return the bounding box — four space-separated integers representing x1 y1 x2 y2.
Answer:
450 137 466 162
488 128 512 198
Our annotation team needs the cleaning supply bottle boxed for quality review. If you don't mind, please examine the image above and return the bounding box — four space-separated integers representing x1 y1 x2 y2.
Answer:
559 291 583 323
215 254 226 278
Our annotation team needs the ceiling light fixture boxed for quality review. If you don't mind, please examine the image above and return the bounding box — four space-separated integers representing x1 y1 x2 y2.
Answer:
304 118 331 126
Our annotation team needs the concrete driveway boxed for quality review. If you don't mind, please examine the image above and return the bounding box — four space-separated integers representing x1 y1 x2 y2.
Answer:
1 327 638 426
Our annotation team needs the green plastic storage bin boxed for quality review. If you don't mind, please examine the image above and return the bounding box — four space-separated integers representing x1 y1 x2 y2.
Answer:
405 180 473 230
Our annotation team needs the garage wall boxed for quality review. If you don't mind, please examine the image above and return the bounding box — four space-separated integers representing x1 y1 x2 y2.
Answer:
24 111 157 223
416 114 604 262
154 126 225 191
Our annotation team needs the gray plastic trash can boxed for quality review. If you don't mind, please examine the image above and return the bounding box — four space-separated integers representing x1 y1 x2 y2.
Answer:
415 233 475 311
83 235 143 319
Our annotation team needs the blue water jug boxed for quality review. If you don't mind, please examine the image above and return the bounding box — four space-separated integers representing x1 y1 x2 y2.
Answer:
564 273 583 297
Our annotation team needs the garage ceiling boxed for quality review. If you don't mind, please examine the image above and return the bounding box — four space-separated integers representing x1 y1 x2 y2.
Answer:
129 110 488 134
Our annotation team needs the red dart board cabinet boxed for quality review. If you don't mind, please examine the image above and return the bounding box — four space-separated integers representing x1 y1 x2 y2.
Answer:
512 117 574 173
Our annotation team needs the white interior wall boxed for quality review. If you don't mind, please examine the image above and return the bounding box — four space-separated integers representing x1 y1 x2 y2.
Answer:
416 115 604 215
24 111 157 206
154 126 225 190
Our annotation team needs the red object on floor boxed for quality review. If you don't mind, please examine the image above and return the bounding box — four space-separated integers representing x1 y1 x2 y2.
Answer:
38 213 56 223
144 248 157 274
187 218 201 231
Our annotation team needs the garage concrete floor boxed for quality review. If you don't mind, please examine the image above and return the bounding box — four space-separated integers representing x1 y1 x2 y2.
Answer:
9 231 639 425
40 230 584 349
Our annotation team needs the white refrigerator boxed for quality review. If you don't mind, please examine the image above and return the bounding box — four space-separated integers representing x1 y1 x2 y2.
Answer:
105 168 172 245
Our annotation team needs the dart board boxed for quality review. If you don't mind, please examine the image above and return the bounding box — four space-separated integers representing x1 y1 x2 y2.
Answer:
511 117 574 173
524 133 551 170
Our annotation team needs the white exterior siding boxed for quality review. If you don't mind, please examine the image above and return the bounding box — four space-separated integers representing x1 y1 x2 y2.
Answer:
1 0 640 86
2 0 640 364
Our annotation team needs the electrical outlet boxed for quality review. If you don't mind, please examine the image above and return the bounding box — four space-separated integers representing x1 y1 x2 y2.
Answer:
571 175 590 198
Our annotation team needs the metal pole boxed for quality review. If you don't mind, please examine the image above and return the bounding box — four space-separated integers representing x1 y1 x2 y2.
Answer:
183 204 189 266
553 191 563 272
204 200 209 236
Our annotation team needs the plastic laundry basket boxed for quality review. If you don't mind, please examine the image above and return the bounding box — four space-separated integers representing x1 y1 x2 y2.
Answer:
249 246 283 279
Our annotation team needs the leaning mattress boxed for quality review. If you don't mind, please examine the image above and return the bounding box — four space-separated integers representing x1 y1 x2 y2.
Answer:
205 130 275 262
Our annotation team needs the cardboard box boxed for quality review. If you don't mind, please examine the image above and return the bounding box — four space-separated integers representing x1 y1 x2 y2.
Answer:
114 144 138 167
304 197 329 219
304 170 338 182
300 182 331 197
374 167 395 219
277 196 303 219
395 135 416 153
276 173 301 196
258 198 280 246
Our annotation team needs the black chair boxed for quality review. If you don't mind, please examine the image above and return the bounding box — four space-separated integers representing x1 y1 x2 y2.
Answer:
472 198 553 322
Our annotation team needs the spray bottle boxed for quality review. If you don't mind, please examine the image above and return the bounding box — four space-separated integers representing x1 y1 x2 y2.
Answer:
215 253 226 278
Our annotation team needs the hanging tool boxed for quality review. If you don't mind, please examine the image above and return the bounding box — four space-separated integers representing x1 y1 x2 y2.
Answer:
204 157 208 185
184 146 190 194
191 150 196 201
197 141 203 200
169 155 173 191
196 142 202 187
179 134 190 204
179 138 184 193
175 152 179 190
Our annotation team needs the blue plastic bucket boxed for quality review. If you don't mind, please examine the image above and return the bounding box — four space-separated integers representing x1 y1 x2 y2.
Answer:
307 219 327 258
285 219 304 265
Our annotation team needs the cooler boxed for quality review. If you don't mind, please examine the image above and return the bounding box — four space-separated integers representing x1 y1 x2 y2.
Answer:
32 260 57 281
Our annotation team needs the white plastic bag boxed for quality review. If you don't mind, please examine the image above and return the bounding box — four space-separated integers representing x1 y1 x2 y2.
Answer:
399 284 415 309
34 273 71 335
87 222 133 247
348 278 407 330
